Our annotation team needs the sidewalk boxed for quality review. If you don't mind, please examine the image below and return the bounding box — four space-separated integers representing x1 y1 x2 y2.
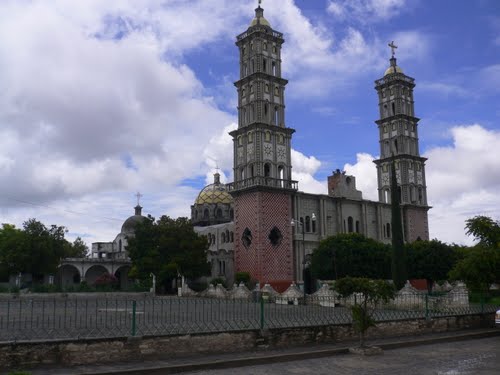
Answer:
18 328 500 375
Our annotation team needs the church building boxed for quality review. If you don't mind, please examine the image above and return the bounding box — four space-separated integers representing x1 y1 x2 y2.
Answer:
192 3 430 288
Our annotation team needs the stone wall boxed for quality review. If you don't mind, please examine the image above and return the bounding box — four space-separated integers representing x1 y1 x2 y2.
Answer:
0 313 493 370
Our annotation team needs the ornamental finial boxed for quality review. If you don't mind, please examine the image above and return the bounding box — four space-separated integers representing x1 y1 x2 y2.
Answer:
388 41 398 57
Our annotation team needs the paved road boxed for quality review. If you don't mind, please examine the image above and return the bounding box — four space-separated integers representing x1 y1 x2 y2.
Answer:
182 336 500 375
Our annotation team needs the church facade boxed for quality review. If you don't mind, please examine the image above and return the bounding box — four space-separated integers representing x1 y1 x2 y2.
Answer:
192 4 430 288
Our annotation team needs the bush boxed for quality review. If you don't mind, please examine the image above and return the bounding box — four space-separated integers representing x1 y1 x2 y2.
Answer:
210 277 227 288
235 272 251 286
31 284 61 293
0 285 9 293
188 281 208 292
93 273 119 291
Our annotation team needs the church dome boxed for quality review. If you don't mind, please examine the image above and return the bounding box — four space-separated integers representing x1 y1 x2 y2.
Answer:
121 205 146 235
249 5 271 28
195 173 233 205
384 64 404 76
250 15 271 27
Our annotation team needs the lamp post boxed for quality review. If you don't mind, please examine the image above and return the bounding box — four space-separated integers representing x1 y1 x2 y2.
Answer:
291 213 316 303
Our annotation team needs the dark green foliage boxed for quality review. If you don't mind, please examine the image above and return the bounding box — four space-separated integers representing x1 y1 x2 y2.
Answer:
449 246 500 292
127 216 211 292
407 240 459 293
188 280 208 292
310 233 391 280
334 277 395 347
235 271 251 286
465 215 500 248
210 277 227 288
0 220 83 281
390 160 407 289
64 237 89 258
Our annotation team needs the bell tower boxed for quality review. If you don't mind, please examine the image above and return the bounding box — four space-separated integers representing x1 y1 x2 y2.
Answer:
228 2 298 285
373 42 430 241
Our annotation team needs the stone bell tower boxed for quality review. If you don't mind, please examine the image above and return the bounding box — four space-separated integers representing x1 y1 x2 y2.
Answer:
228 3 298 285
373 42 430 242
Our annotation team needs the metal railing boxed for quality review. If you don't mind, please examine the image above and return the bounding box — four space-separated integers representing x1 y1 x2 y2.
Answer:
227 176 298 192
0 293 496 343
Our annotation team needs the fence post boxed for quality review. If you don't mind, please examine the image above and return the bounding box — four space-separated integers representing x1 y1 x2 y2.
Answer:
480 292 484 315
260 296 265 330
425 293 429 320
131 300 137 336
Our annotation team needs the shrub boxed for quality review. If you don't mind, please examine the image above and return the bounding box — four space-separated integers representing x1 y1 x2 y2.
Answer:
188 280 208 292
93 273 119 291
210 277 227 288
235 272 251 286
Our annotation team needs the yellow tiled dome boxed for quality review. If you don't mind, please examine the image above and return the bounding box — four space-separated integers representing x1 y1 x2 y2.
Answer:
195 173 233 205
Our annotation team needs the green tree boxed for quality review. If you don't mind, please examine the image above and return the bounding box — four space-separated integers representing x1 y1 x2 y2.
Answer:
334 277 395 347
64 237 89 258
465 215 500 248
127 215 211 292
0 224 28 275
407 240 459 293
390 159 407 289
449 246 500 292
310 233 391 281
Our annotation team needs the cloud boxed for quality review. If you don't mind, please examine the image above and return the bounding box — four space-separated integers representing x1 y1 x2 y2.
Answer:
344 153 378 201
327 0 411 22
341 124 500 245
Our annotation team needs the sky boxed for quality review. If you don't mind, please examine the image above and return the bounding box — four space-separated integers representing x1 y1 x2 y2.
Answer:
0 0 499 247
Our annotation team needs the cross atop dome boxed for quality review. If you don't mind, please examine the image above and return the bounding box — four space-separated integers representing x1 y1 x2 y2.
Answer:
388 41 397 57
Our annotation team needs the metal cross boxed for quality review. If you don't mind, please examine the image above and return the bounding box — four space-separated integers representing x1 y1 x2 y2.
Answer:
258 0 262 6
388 41 398 57
135 192 143 206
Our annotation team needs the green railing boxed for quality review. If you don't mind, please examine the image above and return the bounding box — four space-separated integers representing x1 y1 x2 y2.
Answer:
0 293 496 343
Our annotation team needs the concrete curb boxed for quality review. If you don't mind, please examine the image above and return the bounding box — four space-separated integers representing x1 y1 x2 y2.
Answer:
86 329 500 375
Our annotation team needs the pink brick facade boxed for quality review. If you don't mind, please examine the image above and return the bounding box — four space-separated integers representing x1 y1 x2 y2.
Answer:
403 206 430 242
233 191 294 284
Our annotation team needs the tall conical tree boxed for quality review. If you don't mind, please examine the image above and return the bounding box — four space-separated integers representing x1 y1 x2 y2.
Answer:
390 158 407 289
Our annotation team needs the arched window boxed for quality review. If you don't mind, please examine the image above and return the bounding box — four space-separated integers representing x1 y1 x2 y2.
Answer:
265 84 269 93
274 107 279 125
230 209 234 220
263 59 267 72
264 104 268 118
263 42 267 51
250 164 255 177
274 86 279 95
225 230 229 241
240 167 245 180
312 219 316 233
418 187 423 204
230 232 234 242
355 220 360 233
119 239 122 252
248 131 253 143
251 59 255 73
272 61 276 75
216 208 222 218
264 163 271 177
386 223 391 238
265 131 271 142
394 139 398 153
305 216 311 232
242 88 245 97
384 104 388 117
278 165 284 182
221 232 226 243
348 217 354 233
250 84 253 93
238 136 243 146
204 209 209 219
392 102 396 115
244 64 248 76
385 189 390 203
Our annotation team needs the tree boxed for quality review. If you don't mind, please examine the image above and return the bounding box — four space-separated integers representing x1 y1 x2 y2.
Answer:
310 233 391 281
449 246 500 292
0 220 76 282
407 240 459 293
334 277 395 347
64 237 89 258
390 159 407 289
465 215 500 249
127 215 211 292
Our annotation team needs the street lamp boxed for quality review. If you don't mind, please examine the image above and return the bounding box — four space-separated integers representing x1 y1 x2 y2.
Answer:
291 213 316 302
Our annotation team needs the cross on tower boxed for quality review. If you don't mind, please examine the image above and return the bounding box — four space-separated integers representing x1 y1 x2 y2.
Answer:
388 41 398 57
135 192 143 206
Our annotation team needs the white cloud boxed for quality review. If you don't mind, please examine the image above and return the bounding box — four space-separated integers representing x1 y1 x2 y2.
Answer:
344 153 378 201
327 0 410 22
342 124 500 245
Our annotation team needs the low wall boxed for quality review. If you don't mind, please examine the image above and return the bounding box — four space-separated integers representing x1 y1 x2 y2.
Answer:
0 313 494 369
0 292 153 300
